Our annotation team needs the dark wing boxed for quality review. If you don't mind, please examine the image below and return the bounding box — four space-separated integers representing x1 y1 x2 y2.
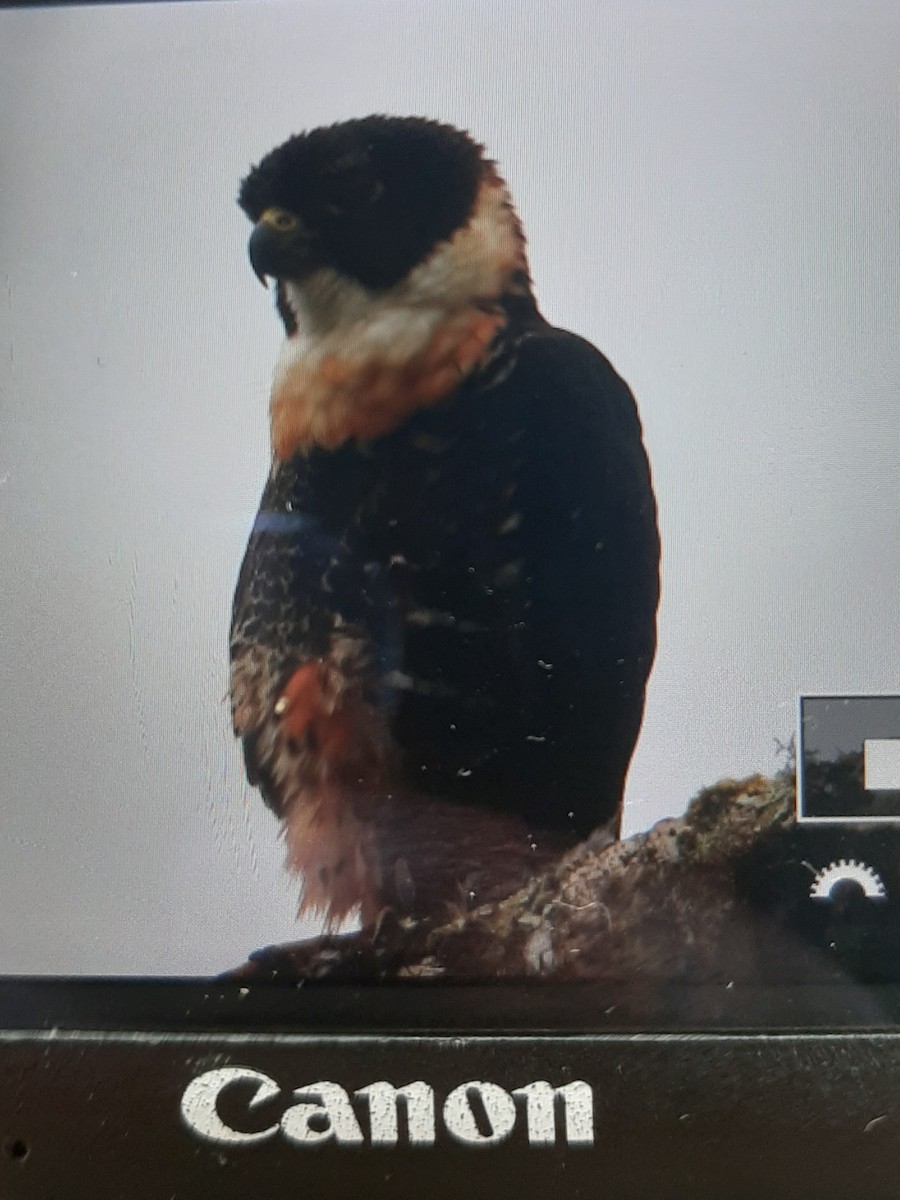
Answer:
511 327 659 829
387 324 660 837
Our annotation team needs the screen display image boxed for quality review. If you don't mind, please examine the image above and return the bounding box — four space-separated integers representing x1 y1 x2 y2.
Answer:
1 0 898 1022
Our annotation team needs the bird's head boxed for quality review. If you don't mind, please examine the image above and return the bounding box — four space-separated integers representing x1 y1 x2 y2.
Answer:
239 116 532 454
239 116 531 334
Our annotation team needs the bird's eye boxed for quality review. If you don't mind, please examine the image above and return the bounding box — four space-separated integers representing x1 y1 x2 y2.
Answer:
262 208 300 233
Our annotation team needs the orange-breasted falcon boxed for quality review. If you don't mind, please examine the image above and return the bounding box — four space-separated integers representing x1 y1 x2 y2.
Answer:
231 116 660 929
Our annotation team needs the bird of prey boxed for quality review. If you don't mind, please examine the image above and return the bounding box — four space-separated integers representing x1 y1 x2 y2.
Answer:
231 116 660 931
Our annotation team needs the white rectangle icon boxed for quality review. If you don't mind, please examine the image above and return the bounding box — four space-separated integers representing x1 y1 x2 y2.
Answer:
864 739 900 791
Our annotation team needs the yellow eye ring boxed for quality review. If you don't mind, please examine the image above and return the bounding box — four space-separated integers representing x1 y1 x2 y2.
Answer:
261 208 299 233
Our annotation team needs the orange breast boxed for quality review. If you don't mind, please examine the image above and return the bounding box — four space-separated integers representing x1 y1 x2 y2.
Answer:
271 308 504 458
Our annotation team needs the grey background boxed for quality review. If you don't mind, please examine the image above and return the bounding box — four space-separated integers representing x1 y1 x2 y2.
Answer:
1 0 898 974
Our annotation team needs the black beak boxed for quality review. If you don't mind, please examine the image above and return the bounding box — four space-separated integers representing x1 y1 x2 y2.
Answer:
248 215 316 288
248 221 281 288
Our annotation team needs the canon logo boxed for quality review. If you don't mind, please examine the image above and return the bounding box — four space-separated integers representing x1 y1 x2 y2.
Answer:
181 1068 594 1149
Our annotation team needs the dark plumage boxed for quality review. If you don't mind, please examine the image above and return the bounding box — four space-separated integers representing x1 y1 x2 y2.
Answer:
231 116 659 928
238 116 485 289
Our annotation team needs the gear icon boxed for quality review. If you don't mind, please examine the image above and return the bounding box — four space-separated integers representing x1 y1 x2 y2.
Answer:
810 859 888 902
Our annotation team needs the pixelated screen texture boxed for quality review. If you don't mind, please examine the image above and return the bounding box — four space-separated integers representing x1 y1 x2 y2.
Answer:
1 0 897 972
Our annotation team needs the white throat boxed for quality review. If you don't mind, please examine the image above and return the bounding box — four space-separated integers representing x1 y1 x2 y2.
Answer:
274 173 527 378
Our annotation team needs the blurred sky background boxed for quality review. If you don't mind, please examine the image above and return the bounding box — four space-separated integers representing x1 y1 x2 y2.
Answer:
1 0 898 974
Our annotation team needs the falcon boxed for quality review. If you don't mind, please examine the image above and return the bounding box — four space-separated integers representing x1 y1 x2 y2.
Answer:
231 116 660 930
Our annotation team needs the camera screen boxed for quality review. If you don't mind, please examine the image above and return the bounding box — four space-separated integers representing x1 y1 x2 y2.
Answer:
1 0 897 1021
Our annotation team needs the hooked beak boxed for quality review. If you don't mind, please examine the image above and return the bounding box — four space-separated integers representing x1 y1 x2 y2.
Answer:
248 208 315 288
